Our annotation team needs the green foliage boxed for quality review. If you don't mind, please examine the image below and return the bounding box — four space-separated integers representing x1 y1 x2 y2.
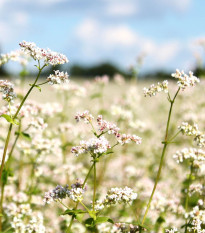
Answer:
70 62 127 78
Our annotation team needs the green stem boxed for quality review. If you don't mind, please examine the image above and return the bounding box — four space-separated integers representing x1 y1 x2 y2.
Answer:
141 88 180 226
0 121 21 230
37 80 49 86
168 130 181 142
184 163 193 233
7 121 22 165
93 161 97 212
0 64 45 181
66 163 94 233
79 201 90 213
0 64 45 229
0 182 5 230
0 124 13 184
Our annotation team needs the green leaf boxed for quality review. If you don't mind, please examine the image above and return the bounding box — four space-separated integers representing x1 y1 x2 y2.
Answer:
105 151 114 155
21 132 31 141
15 132 31 141
35 85 41 92
95 217 114 224
85 218 94 227
61 209 87 217
29 84 41 92
2 169 8 185
0 114 19 125
76 213 85 223
156 216 165 224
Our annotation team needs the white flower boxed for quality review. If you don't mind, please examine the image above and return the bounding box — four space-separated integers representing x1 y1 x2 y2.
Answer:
178 122 205 147
71 136 111 156
94 187 137 211
0 80 16 102
19 41 68 65
143 80 168 97
47 70 69 85
75 110 94 123
171 69 200 90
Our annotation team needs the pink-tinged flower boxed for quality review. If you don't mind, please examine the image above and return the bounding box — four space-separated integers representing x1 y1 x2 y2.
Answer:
116 133 142 145
75 110 94 123
71 136 111 156
97 115 120 135
0 80 16 102
19 41 68 66
47 70 69 85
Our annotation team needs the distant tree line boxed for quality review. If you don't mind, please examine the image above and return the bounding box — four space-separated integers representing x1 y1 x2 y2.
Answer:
1 60 205 80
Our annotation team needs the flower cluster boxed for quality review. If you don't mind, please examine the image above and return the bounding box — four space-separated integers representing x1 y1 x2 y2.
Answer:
47 70 69 85
116 133 142 145
173 148 205 168
143 80 168 97
71 136 111 156
0 49 29 66
69 179 86 202
0 80 16 102
44 180 86 204
43 185 70 204
189 184 204 196
28 117 48 131
188 205 205 233
97 115 120 134
75 110 94 123
4 203 46 233
178 122 205 147
171 69 200 90
19 41 68 65
94 187 137 211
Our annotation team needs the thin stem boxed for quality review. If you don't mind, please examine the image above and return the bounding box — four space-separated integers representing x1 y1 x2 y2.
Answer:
58 200 69 209
0 124 13 184
0 64 45 181
168 131 181 142
0 64 45 229
37 80 49 86
13 64 46 119
7 121 22 164
184 163 193 233
93 161 97 212
0 183 5 230
66 163 94 233
79 201 90 213
141 88 180 226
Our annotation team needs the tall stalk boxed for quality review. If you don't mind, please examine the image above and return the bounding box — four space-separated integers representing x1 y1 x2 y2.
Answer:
92 161 97 212
141 88 180 226
0 63 45 230
66 163 94 233
184 162 194 233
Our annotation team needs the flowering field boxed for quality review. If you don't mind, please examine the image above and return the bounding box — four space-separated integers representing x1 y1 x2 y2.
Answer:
0 42 204 233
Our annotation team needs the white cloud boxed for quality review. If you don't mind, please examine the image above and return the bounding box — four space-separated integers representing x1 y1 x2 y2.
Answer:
168 0 191 11
76 19 137 48
105 1 138 17
75 18 181 69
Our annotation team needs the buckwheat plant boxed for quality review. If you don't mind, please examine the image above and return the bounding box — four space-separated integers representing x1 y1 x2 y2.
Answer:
141 69 200 231
44 111 141 232
0 41 69 230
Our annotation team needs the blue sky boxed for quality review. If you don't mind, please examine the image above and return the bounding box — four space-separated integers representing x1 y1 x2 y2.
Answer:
0 0 205 73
